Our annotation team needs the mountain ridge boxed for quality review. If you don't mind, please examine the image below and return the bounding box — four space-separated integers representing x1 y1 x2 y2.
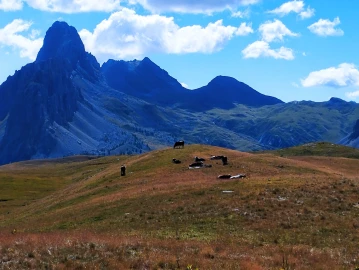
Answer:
0 20 358 165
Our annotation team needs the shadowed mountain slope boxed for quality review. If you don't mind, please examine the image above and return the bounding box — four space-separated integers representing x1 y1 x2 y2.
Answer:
0 21 150 165
102 57 186 106
102 60 283 110
340 119 359 148
188 76 283 110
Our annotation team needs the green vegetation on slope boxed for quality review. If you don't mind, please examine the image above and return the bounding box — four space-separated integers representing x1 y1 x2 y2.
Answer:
263 141 359 159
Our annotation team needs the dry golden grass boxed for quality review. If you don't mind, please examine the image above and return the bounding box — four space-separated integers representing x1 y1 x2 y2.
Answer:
1 144 359 269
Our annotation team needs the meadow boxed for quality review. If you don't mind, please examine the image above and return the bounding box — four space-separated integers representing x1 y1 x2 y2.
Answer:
0 144 359 269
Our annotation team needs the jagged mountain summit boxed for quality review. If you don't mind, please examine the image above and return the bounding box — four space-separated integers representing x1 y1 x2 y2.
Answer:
0 21 149 165
0 21 359 165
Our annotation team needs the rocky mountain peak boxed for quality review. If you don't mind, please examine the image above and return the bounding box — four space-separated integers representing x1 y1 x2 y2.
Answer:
36 21 86 66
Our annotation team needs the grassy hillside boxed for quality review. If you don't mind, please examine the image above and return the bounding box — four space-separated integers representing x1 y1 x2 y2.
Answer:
263 141 359 159
0 145 359 269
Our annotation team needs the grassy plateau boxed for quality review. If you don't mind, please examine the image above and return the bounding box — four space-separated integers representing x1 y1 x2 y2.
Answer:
0 143 359 269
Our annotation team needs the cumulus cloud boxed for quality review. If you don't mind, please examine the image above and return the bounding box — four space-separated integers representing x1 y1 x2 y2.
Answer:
242 20 297 60
0 19 43 60
129 0 260 14
301 63 359 88
236 22 253 36
345 90 359 100
308 17 344 37
299 7 315 19
0 0 23 11
259 19 298 42
0 0 122 13
242 40 294 60
268 0 315 19
2 0 261 13
79 8 252 61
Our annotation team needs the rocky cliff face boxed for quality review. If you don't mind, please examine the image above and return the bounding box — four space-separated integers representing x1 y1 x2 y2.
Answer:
0 21 148 165
349 119 359 141
0 59 82 164
36 21 101 82
340 119 359 148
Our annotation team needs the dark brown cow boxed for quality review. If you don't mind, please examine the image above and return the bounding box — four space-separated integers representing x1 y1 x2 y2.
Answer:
173 141 185 149
218 174 231 179
189 161 204 168
222 156 228 165
121 165 126 176
210 155 225 160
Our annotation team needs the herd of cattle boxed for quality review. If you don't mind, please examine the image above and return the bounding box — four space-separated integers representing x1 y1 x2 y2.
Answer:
172 141 246 179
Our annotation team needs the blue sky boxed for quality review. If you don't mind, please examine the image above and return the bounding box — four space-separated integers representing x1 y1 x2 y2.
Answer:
0 0 358 102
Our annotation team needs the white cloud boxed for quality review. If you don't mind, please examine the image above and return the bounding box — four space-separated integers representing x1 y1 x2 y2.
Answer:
242 40 294 60
301 63 359 88
268 0 304 16
241 20 297 60
79 8 252 61
0 0 23 11
1 0 261 14
308 17 344 37
129 0 260 14
299 6 315 19
268 0 314 19
259 19 298 43
0 19 43 60
1 0 122 13
236 22 253 36
345 90 359 100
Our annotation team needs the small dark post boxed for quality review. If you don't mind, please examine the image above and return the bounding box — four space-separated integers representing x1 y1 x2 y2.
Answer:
222 156 228 165
121 165 126 176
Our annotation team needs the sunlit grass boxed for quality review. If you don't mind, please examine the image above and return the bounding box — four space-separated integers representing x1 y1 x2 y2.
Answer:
0 144 359 268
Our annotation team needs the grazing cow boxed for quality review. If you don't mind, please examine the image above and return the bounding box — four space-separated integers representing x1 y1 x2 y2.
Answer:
210 155 225 160
173 141 185 149
172 158 181 164
121 165 126 176
194 156 206 162
222 156 228 165
218 174 232 179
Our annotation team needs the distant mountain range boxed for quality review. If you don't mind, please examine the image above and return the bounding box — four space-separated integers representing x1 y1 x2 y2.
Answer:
0 21 358 165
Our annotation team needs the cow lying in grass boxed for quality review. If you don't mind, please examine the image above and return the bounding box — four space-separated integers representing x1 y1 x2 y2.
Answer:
172 158 181 164
218 174 246 179
189 162 212 169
